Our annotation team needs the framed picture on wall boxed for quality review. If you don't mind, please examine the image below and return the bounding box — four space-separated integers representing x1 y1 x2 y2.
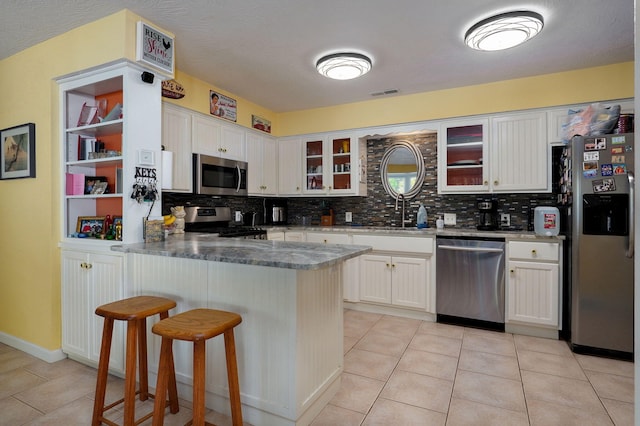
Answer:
136 21 175 77
0 123 36 180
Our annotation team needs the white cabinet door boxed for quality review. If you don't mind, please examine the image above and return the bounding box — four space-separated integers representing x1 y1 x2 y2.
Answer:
246 132 277 195
220 122 246 161
507 260 559 327
191 113 221 157
359 254 392 304
305 232 351 245
87 253 125 368
61 250 90 360
438 119 489 193
267 231 285 240
61 250 124 372
162 103 192 192
278 137 303 196
491 111 548 192
391 256 428 310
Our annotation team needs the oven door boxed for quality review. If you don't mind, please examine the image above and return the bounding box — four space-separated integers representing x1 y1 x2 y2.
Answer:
194 154 247 196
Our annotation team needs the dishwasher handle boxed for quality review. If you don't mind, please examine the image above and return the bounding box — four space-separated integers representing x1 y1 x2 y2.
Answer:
437 245 504 253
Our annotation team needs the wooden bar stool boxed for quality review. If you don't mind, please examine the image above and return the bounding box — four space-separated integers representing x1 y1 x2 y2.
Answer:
92 295 180 426
152 308 243 426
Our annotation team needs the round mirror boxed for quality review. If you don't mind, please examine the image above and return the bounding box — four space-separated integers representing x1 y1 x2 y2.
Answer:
380 140 425 200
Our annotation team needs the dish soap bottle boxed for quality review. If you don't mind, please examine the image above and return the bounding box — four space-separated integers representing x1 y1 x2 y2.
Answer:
417 204 427 229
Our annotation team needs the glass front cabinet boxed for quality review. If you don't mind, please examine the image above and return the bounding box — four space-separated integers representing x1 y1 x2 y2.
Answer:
437 119 489 193
303 134 365 196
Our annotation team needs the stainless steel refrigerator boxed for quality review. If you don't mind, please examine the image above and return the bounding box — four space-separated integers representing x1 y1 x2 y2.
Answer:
571 133 634 357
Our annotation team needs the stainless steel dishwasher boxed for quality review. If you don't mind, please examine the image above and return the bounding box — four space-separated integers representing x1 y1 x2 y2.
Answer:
436 236 506 329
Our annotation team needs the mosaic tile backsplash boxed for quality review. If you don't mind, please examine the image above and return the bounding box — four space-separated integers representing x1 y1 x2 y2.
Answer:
164 132 557 230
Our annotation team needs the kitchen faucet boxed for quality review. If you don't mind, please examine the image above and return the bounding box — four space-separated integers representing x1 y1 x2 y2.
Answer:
395 194 407 228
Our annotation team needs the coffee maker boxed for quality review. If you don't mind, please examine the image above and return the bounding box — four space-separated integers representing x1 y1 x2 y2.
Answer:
264 199 287 225
477 200 498 230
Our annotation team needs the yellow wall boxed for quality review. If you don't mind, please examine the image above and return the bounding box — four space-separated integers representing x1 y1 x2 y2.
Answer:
277 62 634 136
0 10 144 350
0 8 634 353
163 70 278 131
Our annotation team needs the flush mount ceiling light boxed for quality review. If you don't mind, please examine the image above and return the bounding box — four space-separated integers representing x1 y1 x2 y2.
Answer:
316 53 372 80
465 11 544 51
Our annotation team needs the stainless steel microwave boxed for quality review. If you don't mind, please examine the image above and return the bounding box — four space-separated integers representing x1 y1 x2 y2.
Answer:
193 153 248 196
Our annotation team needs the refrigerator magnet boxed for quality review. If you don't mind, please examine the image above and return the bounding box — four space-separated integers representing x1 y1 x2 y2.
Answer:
601 164 613 176
584 151 599 161
583 169 597 178
592 178 616 193
625 145 633 152
613 164 627 175
583 160 598 171
611 135 626 144
612 155 625 163
584 140 597 151
595 137 607 149
611 146 624 154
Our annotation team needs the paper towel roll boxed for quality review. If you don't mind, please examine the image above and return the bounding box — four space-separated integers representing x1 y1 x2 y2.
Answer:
161 151 173 189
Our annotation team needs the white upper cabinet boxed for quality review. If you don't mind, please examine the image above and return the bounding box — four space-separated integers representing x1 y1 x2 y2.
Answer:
438 118 490 193
246 131 277 196
300 133 366 196
162 103 192 192
490 111 548 193
191 112 245 161
438 112 549 193
278 137 303 196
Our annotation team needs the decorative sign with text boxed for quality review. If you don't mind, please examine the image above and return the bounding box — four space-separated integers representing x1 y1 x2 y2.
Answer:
136 21 175 77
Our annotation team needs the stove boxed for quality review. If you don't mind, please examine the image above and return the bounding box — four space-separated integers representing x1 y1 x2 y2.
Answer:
183 206 267 239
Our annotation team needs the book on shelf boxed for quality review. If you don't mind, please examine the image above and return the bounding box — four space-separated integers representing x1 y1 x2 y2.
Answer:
76 137 106 161
77 102 99 127
103 103 122 122
66 173 85 195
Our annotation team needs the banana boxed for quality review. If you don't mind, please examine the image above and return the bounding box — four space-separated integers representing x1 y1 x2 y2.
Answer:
163 214 176 226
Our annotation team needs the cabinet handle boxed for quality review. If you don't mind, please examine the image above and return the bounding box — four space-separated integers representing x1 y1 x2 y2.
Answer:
391 264 396 268
296 186 300 191
323 239 328 243
494 180 499 185
510 269 515 273
386 263 390 268
483 180 488 185
531 249 537 256
86 263 92 269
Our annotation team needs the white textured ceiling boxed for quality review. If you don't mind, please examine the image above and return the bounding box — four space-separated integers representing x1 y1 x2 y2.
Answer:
1 0 634 112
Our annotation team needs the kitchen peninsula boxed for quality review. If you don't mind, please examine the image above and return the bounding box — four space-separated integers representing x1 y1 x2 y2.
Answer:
112 234 371 426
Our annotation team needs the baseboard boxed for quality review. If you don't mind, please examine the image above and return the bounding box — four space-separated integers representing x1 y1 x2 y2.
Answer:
0 331 67 363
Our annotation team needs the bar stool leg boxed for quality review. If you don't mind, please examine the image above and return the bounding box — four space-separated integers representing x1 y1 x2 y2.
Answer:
192 339 206 426
152 336 173 426
123 320 138 426
92 318 114 426
224 329 243 426
137 318 149 401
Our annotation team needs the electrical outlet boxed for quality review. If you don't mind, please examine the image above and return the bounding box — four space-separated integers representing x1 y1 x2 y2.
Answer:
345 212 353 222
500 213 511 227
444 213 456 226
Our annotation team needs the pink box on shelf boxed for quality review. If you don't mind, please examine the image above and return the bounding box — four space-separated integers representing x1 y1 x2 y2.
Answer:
66 173 85 195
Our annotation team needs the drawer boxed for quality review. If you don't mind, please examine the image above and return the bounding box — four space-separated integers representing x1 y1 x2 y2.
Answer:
509 241 559 262
352 234 433 254
306 232 351 245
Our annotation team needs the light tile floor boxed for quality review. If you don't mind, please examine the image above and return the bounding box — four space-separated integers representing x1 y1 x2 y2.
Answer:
311 310 634 426
0 309 634 425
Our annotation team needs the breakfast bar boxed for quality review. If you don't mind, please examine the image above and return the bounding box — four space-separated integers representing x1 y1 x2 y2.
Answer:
112 234 371 426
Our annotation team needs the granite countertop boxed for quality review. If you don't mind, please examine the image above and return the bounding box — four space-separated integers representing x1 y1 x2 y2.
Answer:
264 225 565 241
111 233 372 270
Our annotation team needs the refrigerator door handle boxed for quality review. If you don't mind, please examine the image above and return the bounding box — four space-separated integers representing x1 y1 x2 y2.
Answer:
627 171 635 258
